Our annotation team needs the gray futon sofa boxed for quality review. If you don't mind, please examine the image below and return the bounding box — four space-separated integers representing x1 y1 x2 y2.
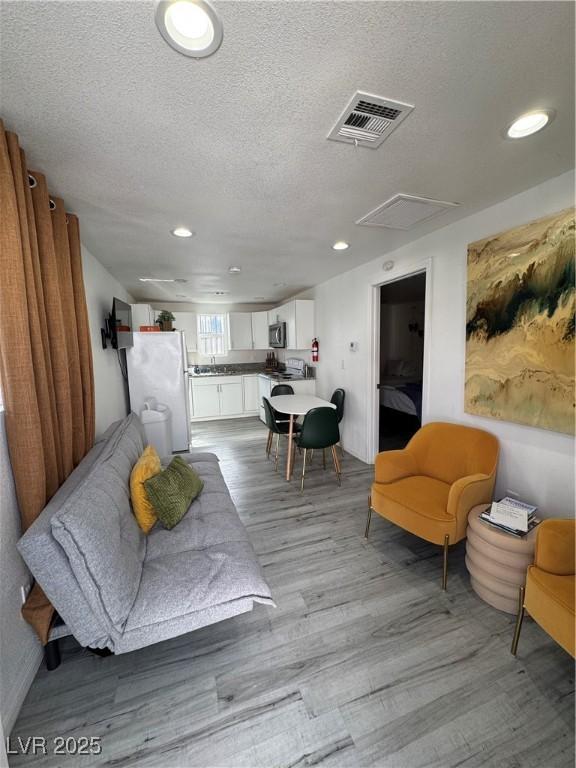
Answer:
18 413 274 664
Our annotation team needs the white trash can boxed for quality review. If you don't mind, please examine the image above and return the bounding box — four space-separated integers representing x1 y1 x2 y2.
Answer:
140 399 173 457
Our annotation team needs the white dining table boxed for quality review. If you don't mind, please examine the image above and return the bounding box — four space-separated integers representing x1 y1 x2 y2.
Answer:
268 394 336 481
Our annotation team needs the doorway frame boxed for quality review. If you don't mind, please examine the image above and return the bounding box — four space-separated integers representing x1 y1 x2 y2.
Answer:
366 258 432 462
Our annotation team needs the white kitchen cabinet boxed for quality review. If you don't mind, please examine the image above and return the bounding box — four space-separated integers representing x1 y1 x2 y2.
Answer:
172 312 197 352
258 374 272 423
191 375 246 420
251 311 269 350
131 304 155 329
191 382 220 419
220 381 244 415
270 300 314 350
242 375 259 412
229 312 253 350
268 309 278 326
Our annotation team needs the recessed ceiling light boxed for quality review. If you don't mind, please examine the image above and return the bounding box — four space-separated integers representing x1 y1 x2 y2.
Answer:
156 0 223 58
506 110 554 139
332 241 349 251
383 260 395 272
171 226 194 238
228 266 241 274
139 277 176 282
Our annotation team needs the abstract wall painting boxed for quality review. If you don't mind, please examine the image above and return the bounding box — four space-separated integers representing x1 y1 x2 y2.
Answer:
465 208 575 435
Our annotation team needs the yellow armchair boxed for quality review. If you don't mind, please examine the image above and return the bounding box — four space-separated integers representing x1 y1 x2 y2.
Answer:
366 422 499 589
511 519 575 658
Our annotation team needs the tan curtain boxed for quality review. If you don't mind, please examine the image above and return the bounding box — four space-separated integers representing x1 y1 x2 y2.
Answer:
0 120 95 643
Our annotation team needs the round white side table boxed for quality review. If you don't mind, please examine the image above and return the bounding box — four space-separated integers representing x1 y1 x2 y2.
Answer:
465 505 537 614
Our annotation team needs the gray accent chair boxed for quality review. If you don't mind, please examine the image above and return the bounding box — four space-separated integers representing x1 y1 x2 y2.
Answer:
18 413 274 668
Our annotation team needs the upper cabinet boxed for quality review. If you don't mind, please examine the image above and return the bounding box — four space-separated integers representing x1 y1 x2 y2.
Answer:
131 303 155 329
229 310 272 350
171 312 197 352
229 312 253 350
131 305 197 352
251 311 269 350
268 299 314 350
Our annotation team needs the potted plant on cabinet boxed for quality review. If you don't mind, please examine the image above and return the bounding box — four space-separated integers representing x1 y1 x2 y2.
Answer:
156 310 175 332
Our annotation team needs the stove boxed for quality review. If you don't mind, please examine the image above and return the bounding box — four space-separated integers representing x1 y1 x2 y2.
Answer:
284 358 307 378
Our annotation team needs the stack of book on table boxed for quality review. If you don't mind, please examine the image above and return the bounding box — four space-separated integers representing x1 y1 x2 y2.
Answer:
480 497 540 538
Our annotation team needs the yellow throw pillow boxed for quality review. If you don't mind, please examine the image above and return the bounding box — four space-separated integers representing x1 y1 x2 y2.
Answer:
130 445 162 533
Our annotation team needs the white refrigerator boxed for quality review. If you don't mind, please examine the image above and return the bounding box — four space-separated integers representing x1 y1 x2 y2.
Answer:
126 332 191 452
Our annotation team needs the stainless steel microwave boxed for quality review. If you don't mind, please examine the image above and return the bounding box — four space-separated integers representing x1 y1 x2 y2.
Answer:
268 322 286 348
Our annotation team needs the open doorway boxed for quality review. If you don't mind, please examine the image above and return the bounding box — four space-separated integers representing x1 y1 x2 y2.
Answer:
378 271 426 451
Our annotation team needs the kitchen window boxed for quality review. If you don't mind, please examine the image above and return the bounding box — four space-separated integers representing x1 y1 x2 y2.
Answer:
196 314 228 357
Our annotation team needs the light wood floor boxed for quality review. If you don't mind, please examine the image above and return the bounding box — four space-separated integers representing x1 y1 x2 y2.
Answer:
10 418 574 767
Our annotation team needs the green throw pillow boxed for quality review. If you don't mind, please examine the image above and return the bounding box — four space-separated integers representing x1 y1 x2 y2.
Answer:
143 456 204 530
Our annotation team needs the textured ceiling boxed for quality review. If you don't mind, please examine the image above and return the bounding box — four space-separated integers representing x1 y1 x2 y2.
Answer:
1 1 574 304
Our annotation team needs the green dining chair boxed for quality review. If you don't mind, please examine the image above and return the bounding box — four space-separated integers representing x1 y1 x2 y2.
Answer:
270 383 294 422
262 397 300 471
293 407 341 492
330 388 345 458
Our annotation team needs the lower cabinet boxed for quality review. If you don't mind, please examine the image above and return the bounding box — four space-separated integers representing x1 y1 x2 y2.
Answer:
242 375 259 413
191 375 256 421
192 383 221 419
191 374 315 422
219 381 244 416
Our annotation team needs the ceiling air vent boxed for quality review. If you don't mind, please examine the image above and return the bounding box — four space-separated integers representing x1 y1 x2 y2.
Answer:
327 91 414 149
356 194 460 230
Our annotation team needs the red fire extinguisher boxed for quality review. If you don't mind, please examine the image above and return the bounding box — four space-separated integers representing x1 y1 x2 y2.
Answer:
311 338 319 363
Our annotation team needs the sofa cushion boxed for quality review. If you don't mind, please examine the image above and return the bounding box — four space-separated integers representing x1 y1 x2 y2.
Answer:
372 475 451 520
51 413 146 632
126 541 273 631
145 459 249 560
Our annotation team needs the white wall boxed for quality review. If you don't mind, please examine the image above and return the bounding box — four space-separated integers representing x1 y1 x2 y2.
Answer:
0 415 42 736
297 170 575 518
83 246 134 437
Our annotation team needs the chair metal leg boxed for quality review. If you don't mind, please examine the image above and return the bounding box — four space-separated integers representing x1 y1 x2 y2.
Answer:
511 585 526 656
300 448 308 493
442 534 449 590
365 496 372 539
331 445 341 485
322 448 326 470
266 430 273 458
274 433 280 472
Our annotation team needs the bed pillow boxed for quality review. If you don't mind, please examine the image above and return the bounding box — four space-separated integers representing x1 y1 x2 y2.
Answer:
386 359 404 376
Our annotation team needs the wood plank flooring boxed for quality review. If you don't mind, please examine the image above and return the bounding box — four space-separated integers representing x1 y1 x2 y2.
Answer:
10 418 574 767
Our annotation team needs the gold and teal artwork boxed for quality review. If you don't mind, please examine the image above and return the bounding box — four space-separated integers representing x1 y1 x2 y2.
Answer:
465 208 575 435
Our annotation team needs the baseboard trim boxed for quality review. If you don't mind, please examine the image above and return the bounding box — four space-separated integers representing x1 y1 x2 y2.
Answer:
341 444 371 464
3 643 42 735
190 412 259 423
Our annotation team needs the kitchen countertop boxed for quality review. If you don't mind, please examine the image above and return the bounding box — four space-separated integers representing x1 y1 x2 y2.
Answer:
188 365 314 381
188 366 266 377
189 370 314 381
